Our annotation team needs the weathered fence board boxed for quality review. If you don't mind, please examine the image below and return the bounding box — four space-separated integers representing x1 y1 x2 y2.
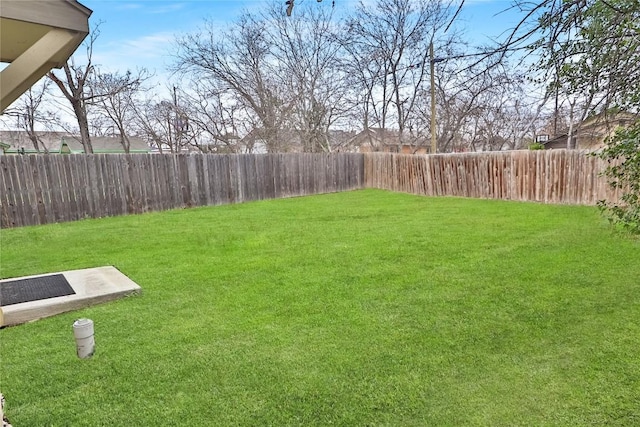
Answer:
364 150 620 205
0 150 622 228
1 153 366 228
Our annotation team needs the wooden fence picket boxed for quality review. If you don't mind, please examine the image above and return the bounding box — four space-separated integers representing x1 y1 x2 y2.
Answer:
363 150 617 206
0 150 618 228
0 153 366 227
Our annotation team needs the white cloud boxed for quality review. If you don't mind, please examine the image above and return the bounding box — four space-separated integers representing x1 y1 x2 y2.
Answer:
109 1 185 14
121 32 175 57
91 31 176 74
114 3 144 11
149 2 186 14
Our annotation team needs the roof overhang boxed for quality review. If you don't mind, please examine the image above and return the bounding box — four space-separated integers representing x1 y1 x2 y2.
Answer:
0 0 92 111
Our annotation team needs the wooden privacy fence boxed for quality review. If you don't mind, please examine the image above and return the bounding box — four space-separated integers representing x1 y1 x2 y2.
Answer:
0 150 621 228
1 153 365 228
365 150 621 205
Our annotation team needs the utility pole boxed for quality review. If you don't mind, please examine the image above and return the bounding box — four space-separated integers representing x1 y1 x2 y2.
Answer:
429 42 446 154
160 86 181 153
430 41 437 154
173 85 179 151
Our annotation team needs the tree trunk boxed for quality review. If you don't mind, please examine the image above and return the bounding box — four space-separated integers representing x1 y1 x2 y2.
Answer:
75 104 93 153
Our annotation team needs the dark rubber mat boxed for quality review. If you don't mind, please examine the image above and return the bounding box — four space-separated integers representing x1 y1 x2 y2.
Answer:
0 274 75 307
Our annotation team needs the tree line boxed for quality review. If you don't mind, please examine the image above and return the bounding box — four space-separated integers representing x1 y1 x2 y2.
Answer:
0 0 637 157
0 0 568 154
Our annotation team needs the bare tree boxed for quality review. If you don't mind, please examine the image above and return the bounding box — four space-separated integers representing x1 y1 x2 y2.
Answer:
172 15 295 153
267 1 350 152
1 79 57 153
132 97 173 153
89 69 152 153
425 55 500 152
46 26 101 153
342 0 456 149
130 86 193 154
493 1 639 147
48 61 95 152
175 81 246 153
48 25 151 153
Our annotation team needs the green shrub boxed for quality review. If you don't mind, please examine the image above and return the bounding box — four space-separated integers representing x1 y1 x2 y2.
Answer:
597 120 640 234
528 142 545 150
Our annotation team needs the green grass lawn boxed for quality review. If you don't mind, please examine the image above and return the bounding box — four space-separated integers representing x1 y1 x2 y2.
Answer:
1 189 639 426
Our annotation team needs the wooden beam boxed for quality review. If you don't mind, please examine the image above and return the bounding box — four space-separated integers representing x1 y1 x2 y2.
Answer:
0 28 80 111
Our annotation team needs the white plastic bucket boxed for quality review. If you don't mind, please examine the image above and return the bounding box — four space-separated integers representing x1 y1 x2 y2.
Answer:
72 318 95 359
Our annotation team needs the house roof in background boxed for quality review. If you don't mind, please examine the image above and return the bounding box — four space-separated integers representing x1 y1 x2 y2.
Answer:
91 136 150 152
350 128 428 148
0 131 149 154
543 111 639 150
327 130 357 151
542 133 568 149
0 130 70 153
240 128 302 144
580 111 638 129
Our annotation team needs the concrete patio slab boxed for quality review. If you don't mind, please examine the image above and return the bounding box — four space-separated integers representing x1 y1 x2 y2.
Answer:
0 266 141 327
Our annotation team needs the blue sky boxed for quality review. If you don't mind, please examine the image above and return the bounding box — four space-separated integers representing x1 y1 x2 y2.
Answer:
80 0 523 76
